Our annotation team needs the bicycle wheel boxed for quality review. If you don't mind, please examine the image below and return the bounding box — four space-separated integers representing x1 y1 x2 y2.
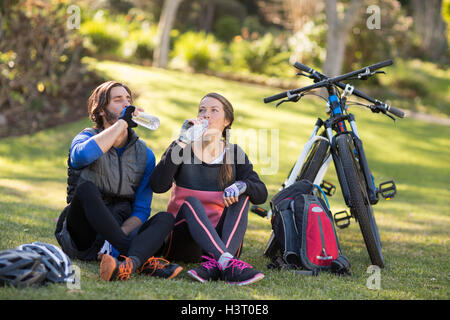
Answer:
336 134 384 268
297 138 329 183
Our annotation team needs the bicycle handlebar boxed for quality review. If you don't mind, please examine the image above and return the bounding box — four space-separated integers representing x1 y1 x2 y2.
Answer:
264 59 392 103
293 61 315 74
374 103 405 118
264 59 404 118
263 91 291 104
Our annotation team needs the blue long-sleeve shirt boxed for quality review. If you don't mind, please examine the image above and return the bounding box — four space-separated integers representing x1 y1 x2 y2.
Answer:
69 130 155 223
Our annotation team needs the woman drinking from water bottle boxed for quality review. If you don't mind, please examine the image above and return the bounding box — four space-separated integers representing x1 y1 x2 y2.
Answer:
149 92 268 286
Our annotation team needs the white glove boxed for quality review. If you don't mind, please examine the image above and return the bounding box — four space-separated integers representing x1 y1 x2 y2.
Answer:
98 240 119 258
224 181 247 198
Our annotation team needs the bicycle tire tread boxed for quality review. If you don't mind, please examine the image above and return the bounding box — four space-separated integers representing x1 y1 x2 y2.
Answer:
336 134 385 268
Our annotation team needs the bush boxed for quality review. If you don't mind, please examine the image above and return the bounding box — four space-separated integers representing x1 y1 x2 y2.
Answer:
80 17 124 56
288 19 327 71
121 25 158 63
79 9 159 64
79 10 160 64
214 15 241 43
170 31 223 72
0 0 102 137
228 33 291 77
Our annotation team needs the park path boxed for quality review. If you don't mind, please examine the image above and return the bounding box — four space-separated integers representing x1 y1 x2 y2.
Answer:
407 111 450 126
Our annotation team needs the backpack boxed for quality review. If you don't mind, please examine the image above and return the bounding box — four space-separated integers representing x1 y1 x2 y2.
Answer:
265 179 351 275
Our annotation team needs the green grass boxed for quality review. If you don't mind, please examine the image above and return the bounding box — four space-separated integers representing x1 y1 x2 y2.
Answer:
0 58 449 300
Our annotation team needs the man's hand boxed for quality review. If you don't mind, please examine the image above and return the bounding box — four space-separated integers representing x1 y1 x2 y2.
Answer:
96 216 142 260
119 105 138 128
121 216 142 235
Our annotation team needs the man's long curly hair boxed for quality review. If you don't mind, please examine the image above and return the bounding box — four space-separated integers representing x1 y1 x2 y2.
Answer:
87 81 132 129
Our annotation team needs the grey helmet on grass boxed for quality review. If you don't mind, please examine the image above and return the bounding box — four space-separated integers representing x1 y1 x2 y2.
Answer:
0 249 47 287
16 242 75 284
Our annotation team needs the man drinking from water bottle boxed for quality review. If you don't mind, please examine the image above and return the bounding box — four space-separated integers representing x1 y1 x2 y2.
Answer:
55 81 183 281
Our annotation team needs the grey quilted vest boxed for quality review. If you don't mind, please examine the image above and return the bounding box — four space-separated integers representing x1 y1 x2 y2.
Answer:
66 128 147 203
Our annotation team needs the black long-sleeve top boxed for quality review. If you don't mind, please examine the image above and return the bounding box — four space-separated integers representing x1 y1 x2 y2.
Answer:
149 141 268 226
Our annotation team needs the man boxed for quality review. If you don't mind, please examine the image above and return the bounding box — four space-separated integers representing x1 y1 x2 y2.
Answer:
55 81 182 281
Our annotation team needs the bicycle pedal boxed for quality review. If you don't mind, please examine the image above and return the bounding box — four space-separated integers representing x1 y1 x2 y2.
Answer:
378 180 397 200
334 210 351 229
251 205 268 218
320 180 336 197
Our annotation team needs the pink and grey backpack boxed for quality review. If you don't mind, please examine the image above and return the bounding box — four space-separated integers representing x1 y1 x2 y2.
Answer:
265 180 350 275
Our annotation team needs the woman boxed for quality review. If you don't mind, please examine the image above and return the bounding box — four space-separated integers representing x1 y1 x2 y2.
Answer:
149 92 268 286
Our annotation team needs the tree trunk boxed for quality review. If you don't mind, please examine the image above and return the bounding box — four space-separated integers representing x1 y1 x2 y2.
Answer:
153 0 182 68
411 0 448 62
198 0 216 33
323 0 362 76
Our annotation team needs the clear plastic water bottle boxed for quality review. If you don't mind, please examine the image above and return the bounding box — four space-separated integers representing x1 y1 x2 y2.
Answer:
132 112 160 130
186 119 208 141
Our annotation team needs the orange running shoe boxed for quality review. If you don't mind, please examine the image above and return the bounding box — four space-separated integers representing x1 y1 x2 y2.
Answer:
137 257 183 279
100 254 134 281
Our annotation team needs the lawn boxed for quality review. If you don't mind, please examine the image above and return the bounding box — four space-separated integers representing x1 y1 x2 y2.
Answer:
0 59 449 300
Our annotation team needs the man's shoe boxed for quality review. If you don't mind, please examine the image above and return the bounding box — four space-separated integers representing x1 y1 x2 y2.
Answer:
187 255 221 283
221 258 264 286
100 254 133 281
137 257 183 279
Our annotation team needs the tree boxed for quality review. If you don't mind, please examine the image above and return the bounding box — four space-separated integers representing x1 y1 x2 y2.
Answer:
153 0 183 68
0 0 101 137
196 0 216 33
411 0 448 62
322 0 362 76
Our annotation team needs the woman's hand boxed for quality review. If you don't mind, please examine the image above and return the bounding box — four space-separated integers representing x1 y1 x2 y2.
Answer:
223 194 239 207
177 118 207 144
223 181 247 207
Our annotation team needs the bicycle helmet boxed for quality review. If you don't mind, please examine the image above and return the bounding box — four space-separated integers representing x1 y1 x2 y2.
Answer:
0 249 47 287
16 242 75 284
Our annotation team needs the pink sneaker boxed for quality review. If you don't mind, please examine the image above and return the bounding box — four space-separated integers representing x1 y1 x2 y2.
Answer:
221 258 264 286
187 255 221 283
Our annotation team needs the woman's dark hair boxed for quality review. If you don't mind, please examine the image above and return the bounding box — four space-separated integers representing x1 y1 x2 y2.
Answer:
87 81 132 129
200 92 234 190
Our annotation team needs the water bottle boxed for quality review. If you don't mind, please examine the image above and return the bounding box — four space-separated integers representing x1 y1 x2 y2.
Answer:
132 112 160 130
186 119 208 141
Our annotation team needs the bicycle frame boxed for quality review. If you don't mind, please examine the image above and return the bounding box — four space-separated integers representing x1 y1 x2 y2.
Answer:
283 121 331 188
267 88 377 219
266 123 332 219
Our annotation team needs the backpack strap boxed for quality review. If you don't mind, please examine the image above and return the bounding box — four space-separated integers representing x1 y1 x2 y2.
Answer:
330 254 351 276
275 199 302 266
313 184 330 209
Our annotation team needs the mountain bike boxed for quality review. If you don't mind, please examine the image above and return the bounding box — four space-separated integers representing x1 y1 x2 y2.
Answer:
253 59 405 268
